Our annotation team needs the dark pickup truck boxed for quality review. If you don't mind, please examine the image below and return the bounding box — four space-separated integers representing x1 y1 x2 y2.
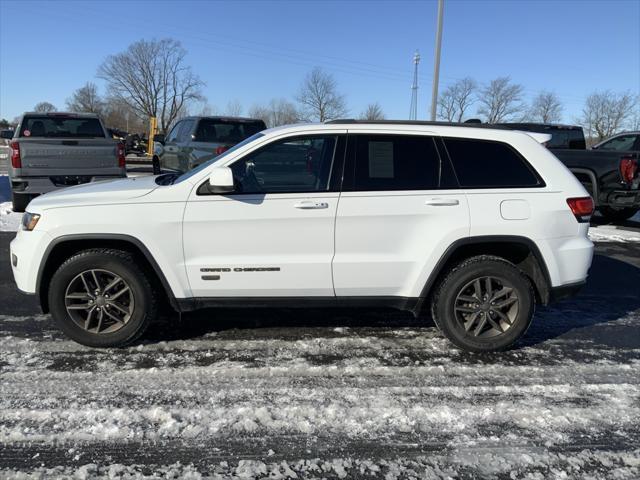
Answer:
498 124 640 222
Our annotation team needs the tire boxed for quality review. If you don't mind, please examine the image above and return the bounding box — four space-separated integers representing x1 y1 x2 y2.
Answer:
11 191 32 213
48 248 157 348
152 155 161 175
598 206 639 223
431 255 535 352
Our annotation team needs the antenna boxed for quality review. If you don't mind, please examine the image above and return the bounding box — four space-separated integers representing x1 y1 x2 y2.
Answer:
409 50 420 120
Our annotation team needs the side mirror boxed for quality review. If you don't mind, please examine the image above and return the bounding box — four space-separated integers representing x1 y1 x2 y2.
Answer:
0 130 14 139
208 167 235 194
153 133 165 145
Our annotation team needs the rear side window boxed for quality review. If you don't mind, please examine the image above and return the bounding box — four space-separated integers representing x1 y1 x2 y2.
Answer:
348 135 447 191
443 138 543 188
194 120 266 144
19 116 105 138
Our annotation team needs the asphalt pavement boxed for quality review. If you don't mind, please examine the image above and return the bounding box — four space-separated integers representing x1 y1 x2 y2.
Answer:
1 232 640 478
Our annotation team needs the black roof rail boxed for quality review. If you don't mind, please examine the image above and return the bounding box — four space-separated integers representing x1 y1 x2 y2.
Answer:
324 119 517 130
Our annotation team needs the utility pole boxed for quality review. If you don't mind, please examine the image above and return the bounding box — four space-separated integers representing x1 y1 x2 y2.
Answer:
430 0 444 121
409 50 420 120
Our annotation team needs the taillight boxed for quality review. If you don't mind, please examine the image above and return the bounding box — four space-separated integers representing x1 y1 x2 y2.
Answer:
567 197 594 223
215 146 229 156
9 141 21 168
620 155 638 185
116 142 126 168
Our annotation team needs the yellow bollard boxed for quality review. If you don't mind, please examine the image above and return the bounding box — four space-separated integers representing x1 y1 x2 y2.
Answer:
147 117 157 156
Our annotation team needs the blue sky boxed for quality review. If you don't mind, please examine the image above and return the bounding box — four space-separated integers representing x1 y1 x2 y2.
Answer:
1 0 639 123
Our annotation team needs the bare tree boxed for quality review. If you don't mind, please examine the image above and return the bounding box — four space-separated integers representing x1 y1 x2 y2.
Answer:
33 102 57 113
102 96 146 133
580 91 637 141
528 91 563 123
249 98 299 127
98 38 204 133
360 102 385 120
66 82 105 114
296 67 348 122
477 77 525 123
225 100 243 117
198 103 218 116
438 77 477 122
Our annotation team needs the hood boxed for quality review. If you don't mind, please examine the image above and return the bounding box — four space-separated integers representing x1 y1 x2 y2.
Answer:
28 175 160 211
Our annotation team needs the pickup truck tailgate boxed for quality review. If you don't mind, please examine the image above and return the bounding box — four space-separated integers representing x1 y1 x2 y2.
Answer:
17 138 121 175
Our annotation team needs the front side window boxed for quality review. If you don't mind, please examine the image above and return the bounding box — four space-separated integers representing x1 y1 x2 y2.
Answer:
597 135 637 151
444 137 543 188
177 120 195 142
229 135 337 194
348 134 444 191
166 121 182 143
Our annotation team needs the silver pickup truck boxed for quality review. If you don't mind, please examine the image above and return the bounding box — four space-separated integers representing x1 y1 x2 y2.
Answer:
3 112 127 212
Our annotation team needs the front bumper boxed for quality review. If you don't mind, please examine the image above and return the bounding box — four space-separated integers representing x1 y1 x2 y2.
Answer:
10 229 52 294
549 281 586 303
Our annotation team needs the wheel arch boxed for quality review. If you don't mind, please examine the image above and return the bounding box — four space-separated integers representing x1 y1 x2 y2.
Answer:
37 234 179 314
419 236 552 308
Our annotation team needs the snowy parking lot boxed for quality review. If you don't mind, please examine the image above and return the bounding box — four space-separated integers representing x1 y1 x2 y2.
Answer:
1 171 640 478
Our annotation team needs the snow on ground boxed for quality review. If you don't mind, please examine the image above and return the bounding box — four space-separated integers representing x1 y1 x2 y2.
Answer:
0 201 21 232
588 224 640 242
1 296 640 477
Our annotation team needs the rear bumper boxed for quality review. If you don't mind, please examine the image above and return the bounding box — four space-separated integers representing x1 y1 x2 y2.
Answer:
603 189 640 209
11 175 125 195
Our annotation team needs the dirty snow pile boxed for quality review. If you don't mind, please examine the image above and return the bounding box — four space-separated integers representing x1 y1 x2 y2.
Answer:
589 224 640 242
0 201 21 232
2 450 640 479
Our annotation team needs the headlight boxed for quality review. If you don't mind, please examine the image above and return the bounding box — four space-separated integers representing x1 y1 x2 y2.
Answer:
21 212 41 231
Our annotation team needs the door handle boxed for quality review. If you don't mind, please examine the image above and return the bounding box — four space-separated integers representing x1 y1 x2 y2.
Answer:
425 198 460 206
294 201 329 209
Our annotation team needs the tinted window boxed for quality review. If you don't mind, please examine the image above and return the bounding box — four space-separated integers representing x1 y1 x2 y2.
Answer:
166 121 182 143
177 120 195 142
194 119 265 144
597 135 637 151
546 129 585 149
350 135 443 191
19 116 105 138
444 138 542 188
230 135 337 194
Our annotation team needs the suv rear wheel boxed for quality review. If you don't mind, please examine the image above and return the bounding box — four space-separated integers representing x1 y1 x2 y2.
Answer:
431 255 534 352
48 248 157 347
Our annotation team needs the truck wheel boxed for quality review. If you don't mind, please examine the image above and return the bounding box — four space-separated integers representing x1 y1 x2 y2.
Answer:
598 206 639 223
11 192 32 213
431 255 535 352
48 248 157 348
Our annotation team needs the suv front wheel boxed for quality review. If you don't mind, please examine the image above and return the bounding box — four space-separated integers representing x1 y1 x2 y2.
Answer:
431 255 535 352
48 248 158 348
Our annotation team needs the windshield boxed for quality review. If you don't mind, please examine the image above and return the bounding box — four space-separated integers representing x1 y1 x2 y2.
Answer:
20 116 105 138
173 132 265 184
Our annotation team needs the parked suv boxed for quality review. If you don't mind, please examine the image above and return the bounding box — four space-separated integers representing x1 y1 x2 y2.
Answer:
5 112 127 212
10 121 594 352
153 116 266 173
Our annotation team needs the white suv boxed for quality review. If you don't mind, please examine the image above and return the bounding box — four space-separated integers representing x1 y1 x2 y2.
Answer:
10 121 594 352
